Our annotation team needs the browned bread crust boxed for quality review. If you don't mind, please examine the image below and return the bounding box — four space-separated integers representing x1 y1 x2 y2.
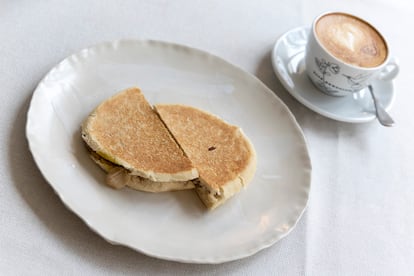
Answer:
155 104 257 209
81 87 198 182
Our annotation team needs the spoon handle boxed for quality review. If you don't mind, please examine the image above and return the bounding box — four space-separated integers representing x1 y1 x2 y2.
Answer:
368 85 395 127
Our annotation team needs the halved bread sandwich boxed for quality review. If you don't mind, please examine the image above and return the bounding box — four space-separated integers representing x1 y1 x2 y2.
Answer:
155 104 257 210
81 87 198 192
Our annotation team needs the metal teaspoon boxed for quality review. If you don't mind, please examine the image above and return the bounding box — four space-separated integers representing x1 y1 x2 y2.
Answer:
368 85 395 127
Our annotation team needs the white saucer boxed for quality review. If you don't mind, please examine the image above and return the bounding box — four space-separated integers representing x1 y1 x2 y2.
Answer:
271 26 395 123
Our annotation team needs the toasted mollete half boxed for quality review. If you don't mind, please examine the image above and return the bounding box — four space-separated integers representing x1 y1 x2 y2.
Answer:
81 87 198 191
155 104 257 210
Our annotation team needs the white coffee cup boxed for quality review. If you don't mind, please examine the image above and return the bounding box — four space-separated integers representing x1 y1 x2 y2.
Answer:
305 12 399 97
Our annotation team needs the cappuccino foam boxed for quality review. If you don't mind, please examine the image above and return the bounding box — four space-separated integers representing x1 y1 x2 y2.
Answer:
315 13 387 68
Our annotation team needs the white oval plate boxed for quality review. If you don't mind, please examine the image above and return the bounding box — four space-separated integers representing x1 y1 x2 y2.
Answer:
26 40 311 263
271 26 395 123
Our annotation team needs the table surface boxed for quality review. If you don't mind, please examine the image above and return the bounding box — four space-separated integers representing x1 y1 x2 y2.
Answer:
1 0 413 275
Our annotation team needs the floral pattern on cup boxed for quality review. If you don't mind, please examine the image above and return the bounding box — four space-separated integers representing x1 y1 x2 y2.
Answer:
342 73 371 91
314 57 341 95
313 57 374 95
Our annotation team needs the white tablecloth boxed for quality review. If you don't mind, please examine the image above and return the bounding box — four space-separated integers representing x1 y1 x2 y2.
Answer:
1 0 413 274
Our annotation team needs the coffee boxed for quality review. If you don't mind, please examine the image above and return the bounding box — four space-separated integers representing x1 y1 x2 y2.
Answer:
315 13 387 68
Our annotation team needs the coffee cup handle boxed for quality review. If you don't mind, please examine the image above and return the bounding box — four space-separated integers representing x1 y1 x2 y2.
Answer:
377 57 399 81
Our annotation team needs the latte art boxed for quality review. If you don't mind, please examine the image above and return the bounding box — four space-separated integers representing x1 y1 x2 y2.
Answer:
315 13 387 68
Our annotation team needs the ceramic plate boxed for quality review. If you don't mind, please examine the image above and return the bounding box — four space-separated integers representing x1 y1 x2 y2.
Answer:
271 26 395 123
26 40 311 263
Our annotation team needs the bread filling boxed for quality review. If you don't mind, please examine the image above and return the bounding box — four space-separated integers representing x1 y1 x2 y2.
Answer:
87 145 194 192
107 166 194 192
193 179 223 209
